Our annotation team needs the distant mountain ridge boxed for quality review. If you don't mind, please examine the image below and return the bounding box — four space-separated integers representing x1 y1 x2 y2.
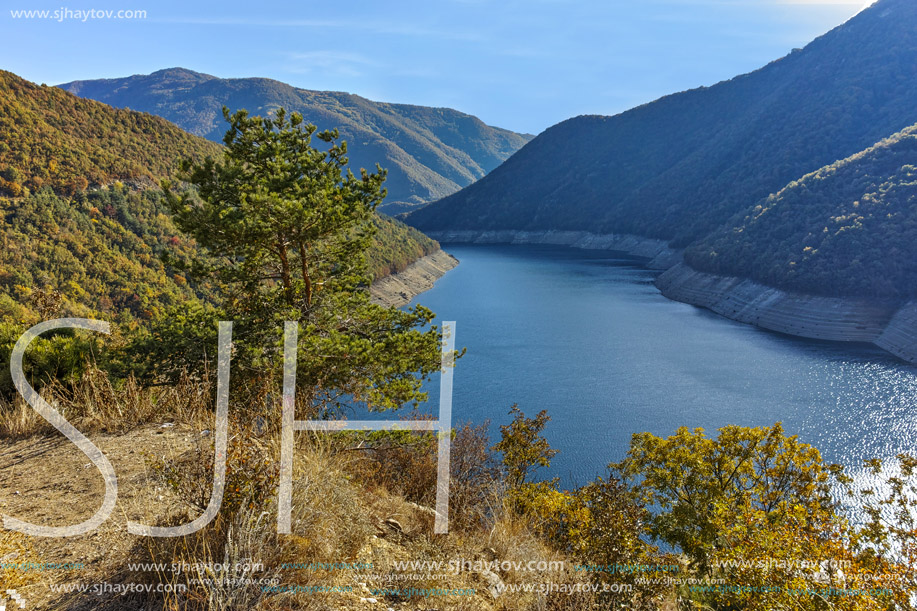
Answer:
59 68 533 208
407 0 917 247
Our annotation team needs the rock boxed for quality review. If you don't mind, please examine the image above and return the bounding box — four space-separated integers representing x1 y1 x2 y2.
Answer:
656 262 905 352
479 568 506 598
369 250 459 308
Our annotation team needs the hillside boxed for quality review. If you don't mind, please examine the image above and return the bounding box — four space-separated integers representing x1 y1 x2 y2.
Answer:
58 68 533 208
367 213 440 279
0 184 433 325
0 187 205 325
0 70 447 327
0 69 221 196
685 123 917 301
407 0 917 247
0 69 223 324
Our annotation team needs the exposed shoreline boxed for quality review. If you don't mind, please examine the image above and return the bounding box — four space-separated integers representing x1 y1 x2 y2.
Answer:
422 229 917 365
656 263 917 365
370 249 460 308
422 229 683 269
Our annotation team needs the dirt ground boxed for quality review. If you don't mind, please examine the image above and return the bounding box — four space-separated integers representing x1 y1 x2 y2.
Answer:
0 423 197 609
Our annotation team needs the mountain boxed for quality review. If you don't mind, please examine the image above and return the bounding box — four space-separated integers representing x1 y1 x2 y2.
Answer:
0 69 221 197
0 69 221 323
58 68 533 209
407 0 917 247
0 70 443 326
685 123 917 301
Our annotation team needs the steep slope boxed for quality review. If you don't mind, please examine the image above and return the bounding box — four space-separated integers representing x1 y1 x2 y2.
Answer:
0 187 205 324
58 68 533 207
0 71 449 326
407 0 917 247
367 213 440 279
0 184 441 325
685 124 917 301
0 69 221 196
0 70 223 322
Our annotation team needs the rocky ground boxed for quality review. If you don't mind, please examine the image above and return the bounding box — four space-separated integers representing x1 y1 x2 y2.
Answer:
370 251 459 308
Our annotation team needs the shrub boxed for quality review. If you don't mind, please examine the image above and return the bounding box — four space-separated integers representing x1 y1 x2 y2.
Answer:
345 419 502 532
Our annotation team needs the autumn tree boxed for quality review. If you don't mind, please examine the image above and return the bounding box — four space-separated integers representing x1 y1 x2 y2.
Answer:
610 424 917 609
612 423 842 570
492 404 558 488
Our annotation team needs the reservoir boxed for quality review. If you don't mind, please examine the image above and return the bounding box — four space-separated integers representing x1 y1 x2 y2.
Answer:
407 244 917 486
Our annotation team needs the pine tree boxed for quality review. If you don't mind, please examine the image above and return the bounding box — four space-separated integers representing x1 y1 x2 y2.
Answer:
154 107 446 411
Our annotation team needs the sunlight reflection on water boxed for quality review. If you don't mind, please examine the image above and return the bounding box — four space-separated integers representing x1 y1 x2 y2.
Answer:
400 244 917 488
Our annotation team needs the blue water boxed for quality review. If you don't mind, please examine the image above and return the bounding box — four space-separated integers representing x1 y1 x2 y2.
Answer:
401 244 917 486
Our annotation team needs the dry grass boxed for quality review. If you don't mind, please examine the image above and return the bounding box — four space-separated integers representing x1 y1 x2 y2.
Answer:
0 369 212 438
345 420 504 533
134 434 378 609
0 530 42 596
0 398 45 437
123 426 591 610
2 377 601 610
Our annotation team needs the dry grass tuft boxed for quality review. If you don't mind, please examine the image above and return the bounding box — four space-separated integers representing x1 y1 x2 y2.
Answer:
345 420 504 533
0 369 212 438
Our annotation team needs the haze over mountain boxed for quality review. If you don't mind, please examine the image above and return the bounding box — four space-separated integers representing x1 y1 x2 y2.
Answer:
408 0 917 249
58 69 533 210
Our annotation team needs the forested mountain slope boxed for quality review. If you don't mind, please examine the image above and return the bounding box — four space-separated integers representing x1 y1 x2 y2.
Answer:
0 70 443 326
59 68 533 207
685 124 917 300
0 70 221 196
407 0 917 247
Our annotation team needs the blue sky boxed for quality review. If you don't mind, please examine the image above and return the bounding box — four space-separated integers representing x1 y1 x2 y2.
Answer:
2 0 871 134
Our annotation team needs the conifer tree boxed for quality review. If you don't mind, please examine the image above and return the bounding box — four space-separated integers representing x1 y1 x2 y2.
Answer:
156 108 446 411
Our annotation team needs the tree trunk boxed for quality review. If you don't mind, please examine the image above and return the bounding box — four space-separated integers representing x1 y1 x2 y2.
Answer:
298 241 312 307
277 238 293 304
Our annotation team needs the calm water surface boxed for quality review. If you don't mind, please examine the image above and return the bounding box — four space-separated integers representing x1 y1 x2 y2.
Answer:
403 244 917 486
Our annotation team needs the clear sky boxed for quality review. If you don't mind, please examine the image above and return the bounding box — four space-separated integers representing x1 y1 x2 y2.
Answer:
2 0 872 134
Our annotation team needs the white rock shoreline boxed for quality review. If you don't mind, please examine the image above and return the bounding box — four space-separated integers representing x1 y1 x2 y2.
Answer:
421 229 917 365
369 249 459 308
